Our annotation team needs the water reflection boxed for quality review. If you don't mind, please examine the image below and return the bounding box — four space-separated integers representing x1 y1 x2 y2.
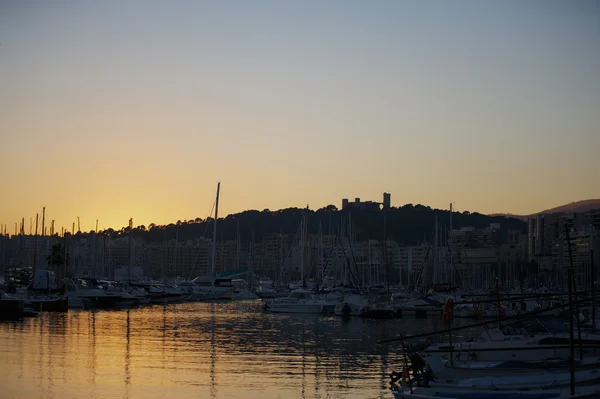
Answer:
125 308 131 394
0 301 449 399
210 303 217 399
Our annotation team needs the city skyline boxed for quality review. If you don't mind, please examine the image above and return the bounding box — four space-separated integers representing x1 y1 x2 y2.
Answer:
1 1 599 233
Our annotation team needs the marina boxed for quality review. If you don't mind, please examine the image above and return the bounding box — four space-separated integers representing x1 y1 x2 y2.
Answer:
0 300 436 399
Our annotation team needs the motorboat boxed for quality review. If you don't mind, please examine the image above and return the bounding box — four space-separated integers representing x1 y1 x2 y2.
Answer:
191 278 234 300
424 316 600 363
0 293 25 320
231 279 258 300
334 293 369 316
254 279 277 299
264 289 336 314
65 278 122 309
391 353 600 399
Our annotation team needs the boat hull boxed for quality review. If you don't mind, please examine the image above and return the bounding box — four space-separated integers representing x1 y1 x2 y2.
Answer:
29 297 69 312
0 298 25 320
265 303 335 314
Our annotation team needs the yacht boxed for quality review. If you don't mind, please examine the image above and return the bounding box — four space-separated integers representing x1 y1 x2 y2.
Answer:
392 357 600 399
148 283 187 303
424 316 600 363
264 289 337 314
192 278 234 300
0 293 25 320
334 293 369 316
65 278 122 309
231 279 257 300
254 279 277 299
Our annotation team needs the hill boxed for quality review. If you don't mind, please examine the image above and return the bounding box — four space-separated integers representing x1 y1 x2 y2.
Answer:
536 199 600 215
91 204 527 246
490 199 600 220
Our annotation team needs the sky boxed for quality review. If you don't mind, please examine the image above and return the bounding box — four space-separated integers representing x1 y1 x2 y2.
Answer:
1 0 599 233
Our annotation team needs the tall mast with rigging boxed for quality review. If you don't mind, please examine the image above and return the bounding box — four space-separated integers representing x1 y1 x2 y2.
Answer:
210 182 221 279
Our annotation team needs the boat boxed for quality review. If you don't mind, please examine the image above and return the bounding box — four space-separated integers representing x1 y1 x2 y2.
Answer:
65 278 122 309
423 316 600 363
392 352 600 398
0 293 25 320
334 293 369 316
264 289 337 314
27 296 69 312
254 279 277 299
392 373 600 399
232 279 258 300
187 183 236 301
191 278 234 300
148 284 187 303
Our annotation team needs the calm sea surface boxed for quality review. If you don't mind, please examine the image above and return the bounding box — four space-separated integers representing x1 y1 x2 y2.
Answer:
0 301 464 399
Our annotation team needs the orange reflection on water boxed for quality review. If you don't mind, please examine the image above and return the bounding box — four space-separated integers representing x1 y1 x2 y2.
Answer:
0 301 443 399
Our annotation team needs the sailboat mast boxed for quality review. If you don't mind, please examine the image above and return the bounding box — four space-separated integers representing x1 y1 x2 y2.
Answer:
300 215 304 284
128 218 133 283
449 203 453 286
210 182 221 278
236 219 240 270
32 213 39 277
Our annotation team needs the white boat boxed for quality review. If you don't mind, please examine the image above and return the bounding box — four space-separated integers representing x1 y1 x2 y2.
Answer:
264 289 336 314
255 279 277 299
231 279 257 300
392 353 600 398
148 284 187 303
392 373 600 399
334 293 369 316
65 279 122 309
424 316 600 363
186 182 234 302
191 278 234 300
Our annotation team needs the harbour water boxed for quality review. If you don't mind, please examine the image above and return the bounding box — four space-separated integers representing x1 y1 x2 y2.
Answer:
0 300 454 399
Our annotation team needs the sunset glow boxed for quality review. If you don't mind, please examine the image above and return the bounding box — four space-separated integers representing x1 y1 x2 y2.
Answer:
1 1 599 232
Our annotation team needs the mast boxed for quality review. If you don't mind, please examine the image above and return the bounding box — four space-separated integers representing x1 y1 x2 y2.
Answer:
236 219 240 270
383 210 389 292
591 233 596 334
173 227 178 283
300 214 305 284
128 218 133 283
565 225 576 396
94 219 98 278
63 231 68 279
2 228 6 280
32 213 39 280
450 203 453 286
41 207 45 238
319 222 323 284
210 182 220 279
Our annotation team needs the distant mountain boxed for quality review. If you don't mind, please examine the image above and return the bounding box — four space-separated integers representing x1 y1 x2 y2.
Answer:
490 199 600 220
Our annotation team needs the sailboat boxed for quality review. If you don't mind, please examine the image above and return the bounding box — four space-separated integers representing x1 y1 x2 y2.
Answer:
192 182 234 300
264 213 338 314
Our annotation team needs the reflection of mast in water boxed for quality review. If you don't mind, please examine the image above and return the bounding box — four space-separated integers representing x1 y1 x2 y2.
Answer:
37 312 45 396
314 338 321 399
301 320 306 399
380 346 389 397
160 303 167 389
124 308 131 397
209 303 217 398
88 311 97 398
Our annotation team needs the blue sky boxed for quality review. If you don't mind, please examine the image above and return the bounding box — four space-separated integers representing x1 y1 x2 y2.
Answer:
1 1 599 230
